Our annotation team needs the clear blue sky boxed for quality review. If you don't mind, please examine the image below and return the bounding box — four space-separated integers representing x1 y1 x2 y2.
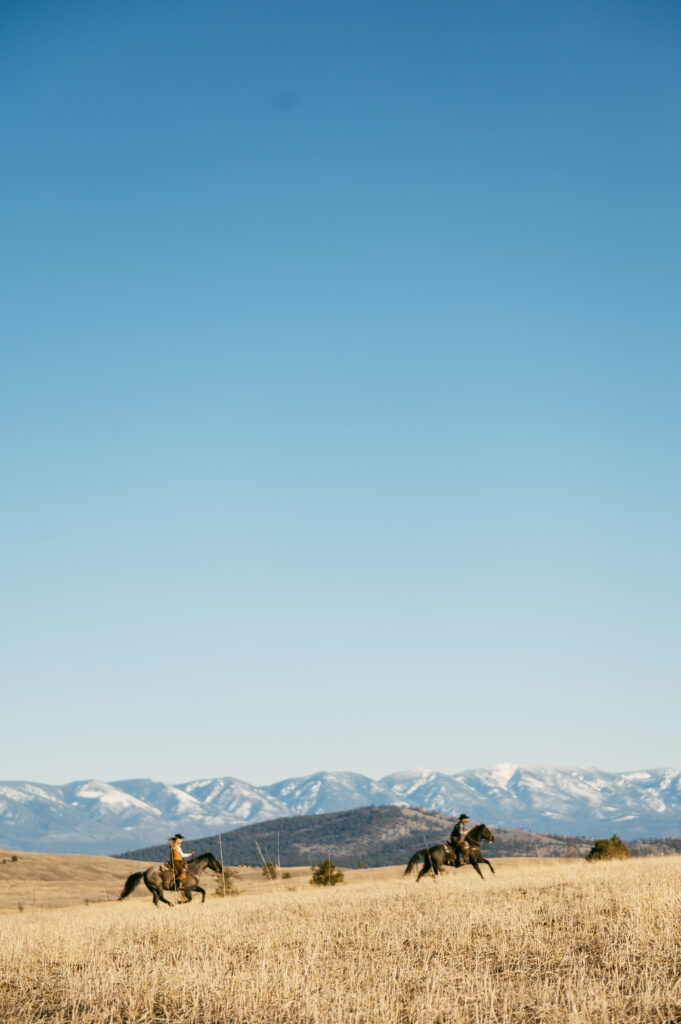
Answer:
2 1 679 785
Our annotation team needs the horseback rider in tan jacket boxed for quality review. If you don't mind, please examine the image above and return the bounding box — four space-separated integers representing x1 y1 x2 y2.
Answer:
449 814 470 868
169 834 195 890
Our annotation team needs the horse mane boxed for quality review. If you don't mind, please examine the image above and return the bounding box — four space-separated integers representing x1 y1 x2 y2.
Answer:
188 851 221 869
465 823 487 844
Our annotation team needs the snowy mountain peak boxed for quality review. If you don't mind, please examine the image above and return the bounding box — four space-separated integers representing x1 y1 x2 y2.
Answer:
72 782 153 812
1 765 681 854
487 763 520 788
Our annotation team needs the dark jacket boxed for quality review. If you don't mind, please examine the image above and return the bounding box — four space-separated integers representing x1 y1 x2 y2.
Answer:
450 819 469 844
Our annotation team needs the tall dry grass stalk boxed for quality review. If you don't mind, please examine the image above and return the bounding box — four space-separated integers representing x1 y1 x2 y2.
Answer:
2 856 681 1023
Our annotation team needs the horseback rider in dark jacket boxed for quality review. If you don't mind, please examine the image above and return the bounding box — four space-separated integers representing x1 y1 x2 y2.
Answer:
449 813 471 868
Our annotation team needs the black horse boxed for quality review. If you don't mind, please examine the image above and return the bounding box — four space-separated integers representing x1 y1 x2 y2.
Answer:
119 852 222 905
405 823 495 882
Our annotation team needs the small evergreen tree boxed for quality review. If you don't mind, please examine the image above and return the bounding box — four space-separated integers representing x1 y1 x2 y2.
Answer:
261 862 278 880
586 835 631 861
310 857 344 886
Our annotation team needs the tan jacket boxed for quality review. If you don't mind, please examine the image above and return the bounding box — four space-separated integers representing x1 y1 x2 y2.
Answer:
169 838 186 867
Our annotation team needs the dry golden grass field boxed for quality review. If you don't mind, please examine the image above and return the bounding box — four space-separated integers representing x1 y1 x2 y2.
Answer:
2 850 681 1023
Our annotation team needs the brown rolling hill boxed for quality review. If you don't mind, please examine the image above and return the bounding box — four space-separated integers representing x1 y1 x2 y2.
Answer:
0 849 151 911
115 805 595 867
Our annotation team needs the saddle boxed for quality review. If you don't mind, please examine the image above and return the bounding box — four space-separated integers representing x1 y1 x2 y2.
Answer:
447 838 469 864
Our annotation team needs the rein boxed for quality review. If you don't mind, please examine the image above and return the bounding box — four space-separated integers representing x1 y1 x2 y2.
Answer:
464 824 491 848
187 853 219 873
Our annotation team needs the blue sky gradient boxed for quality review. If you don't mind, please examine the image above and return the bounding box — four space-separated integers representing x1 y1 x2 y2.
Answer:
2 1 680 784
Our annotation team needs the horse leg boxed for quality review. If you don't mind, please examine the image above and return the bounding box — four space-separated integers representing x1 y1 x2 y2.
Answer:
144 876 173 906
157 886 174 905
479 857 495 874
416 861 430 882
196 885 206 903
469 857 485 880
425 850 440 879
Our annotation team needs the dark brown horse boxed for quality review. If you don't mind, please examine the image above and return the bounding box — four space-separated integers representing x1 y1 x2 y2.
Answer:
405 823 495 881
119 852 222 905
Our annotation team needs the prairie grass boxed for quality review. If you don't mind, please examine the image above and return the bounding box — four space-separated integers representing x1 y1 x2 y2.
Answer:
2 856 681 1023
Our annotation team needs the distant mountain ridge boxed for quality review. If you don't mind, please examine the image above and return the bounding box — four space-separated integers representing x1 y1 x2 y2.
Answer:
1 765 680 854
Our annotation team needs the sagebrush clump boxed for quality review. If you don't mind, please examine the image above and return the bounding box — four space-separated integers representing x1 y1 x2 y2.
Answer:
213 865 239 896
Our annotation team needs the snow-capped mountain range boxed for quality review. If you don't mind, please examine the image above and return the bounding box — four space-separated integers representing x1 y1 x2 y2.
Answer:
1 765 680 854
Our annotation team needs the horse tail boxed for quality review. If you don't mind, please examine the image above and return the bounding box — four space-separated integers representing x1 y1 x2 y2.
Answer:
405 849 427 875
119 871 144 900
